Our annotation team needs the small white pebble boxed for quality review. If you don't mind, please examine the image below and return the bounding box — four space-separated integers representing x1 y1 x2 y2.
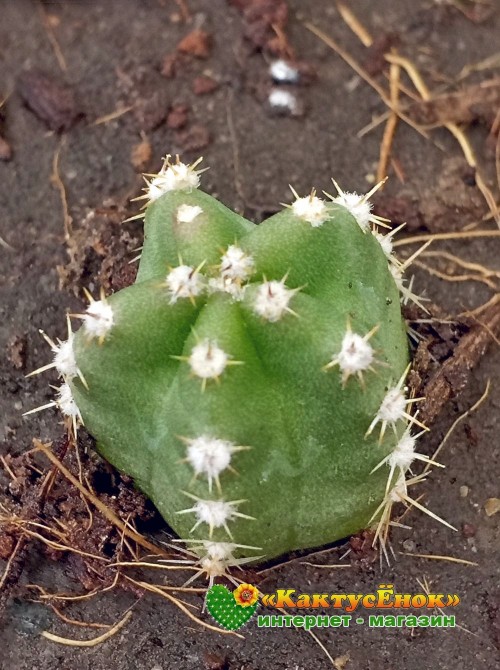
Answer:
460 485 469 498
269 59 299 83
268 88 297 113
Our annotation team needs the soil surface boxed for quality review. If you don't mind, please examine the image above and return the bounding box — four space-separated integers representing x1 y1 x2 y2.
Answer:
1 1 500 669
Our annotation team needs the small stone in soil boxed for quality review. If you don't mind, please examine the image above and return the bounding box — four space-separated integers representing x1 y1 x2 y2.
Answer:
17 69 79 131
462 523 476 538
161 52 178 78
175 124 210 151
133 90 169 131
130 137 152 170
177 29 212 59
167 104 189 129
0 134 12 160
193 75 219 95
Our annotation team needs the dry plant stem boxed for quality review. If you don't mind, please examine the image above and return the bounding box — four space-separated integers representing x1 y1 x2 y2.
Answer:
336 1 373 47
422 250 500 280
49 605 112 629
394 230 500 247
37 1 67 71
41 610 132 647
417 576 475 637
0 538 24 590
495 117 500 192
413 259 498 290
33 439 172 558
385 53 500 226
29 571 121 602
92 105 134 126
304 22 430 141
122 576 242 638
4 520 110 562
400 552 478 566
377 59 400 182
419 317 495 424
0 440 71 608
173 0 191 21
51 138 72 241
458 51 500 80
425 380 491 472
0 234 14 250
300 562 352 569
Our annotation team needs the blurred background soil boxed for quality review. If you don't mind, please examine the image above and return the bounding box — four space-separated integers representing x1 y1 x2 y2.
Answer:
1 1 500 668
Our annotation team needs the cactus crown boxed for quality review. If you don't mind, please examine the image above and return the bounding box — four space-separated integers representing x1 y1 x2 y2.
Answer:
26 155 446 580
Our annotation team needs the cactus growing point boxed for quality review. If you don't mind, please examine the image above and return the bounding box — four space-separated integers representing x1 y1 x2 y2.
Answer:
26 155 450 580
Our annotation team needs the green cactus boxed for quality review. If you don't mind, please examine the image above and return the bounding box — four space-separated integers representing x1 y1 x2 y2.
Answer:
26 156 445 581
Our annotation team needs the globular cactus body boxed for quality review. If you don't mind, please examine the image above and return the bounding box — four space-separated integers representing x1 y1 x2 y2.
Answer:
31 158 420 571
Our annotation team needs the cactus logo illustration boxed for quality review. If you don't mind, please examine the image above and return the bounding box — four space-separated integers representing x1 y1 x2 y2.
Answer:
206 583 258 630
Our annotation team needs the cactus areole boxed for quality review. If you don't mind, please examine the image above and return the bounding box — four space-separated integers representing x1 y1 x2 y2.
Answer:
43 157 420 573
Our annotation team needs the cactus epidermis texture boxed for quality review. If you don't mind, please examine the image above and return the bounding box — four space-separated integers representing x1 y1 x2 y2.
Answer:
35 157 417 568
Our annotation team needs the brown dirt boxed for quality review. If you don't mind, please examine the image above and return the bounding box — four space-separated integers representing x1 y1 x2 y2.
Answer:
1 1 500 669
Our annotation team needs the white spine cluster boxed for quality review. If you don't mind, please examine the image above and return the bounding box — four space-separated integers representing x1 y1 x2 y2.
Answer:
177 494 254 538
176 204 203 224
373 230 393 257
254 279 297 322
389 265 429 312
388 473 408 503
220 245 254 282
53 337 78 379
146 156 202 202
184 435 245 492
82 300 114 340
191 499 236 534
326 180 390 232
208 276 246 301
332 190 373 231
57 383 82 420
188 340 229 380
378 388 407 422
173 539 263 587
208 245 254 301
291 192 328 227
387 431 417 471
338 333 374 371
166 264 205 304
325 324 378 386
